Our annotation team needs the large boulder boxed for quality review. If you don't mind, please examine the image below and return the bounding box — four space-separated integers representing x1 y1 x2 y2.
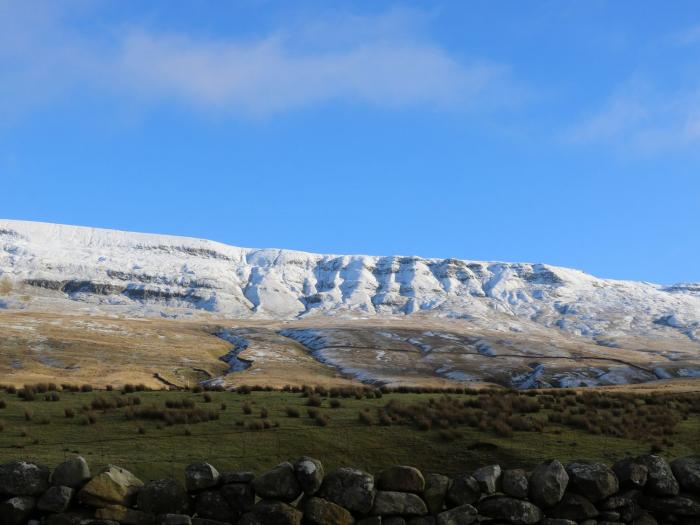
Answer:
472 465 501 495
220 471 254 484
670 456 700 493
529 460 568 508
52 457 91 489
613 457 648 490
408 518 436 525
0 496 36 525
378 466 426 493
238 500 302 525
252 462 301 503
636 455 679 496
546 493 598 521
319 468 375 514
37 485 74 513
0 460 50 495
642 494 700 516
303 496 354 525
565 461 619 501
478 496 543 525
293 457 324 496
221 482 255 513
436 504 478 525
185 463 220 492
137 479 189 515
194 490 237 523
372 491 428 516
95 504 155 525
157 515 192 525
422 473 450 514
502 469 529 499
78 465 143 507
445 475 480 507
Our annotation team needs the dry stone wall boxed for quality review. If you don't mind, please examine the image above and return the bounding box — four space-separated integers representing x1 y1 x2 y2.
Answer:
1 454 699 525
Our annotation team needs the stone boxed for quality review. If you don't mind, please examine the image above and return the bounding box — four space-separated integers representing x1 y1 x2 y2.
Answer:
529 459 569 508
238 500 302 525
137 479 189 515
44 512 93 525
372 491 428 516
546 493 598 520
472 465 501 495
252 462 301 502
601 489 641 509
540 520 577 525
220 471 254 484
0 460 50 495
191 519 231 525
637 455 680 496
422 473 450 514
52 457 91 489
194 490 237 523
599 510 622 521
566 460 619 501
319 467 376 514
220 482 255 513
303 496 354 525
671 457 700 493
445 475 480 507
357 518 382 525
293 456 324 496
95 505 155 525
502 469 529 499
408 518 436 525
477 496 543 525
631 512 658 525
78 465 143 507
37 485 74 513
185 463 220 492
0 496 36 525
436 504 478 525
642 495 700 516
378 466 426 493
613 457 648 489
156 515 192 525
384 519 406 525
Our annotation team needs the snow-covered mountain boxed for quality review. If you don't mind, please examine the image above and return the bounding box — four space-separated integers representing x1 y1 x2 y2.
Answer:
1 219 699 345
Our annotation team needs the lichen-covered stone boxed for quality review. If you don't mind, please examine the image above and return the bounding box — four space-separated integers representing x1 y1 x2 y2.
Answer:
78 465 143 507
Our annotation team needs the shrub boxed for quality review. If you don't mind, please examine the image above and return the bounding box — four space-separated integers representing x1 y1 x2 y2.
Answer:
203 393 213 403
307 408 318 419
358 411 373 426
137 425 146 435
81 384 93 393
242 403 252 415
64 408 75 418
315 414 330 427
19 386 36 401
220 403 227 411
260 408 268 419
0 400 6 409
330 399 341 409
44 392 60 402
24 410 33 421
0 420 4 432
307 394 322 407
237 385 252 395
165 398 195 409
285 406 300 417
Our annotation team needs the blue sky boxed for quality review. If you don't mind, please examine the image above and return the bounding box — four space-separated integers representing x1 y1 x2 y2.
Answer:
1 1 699 284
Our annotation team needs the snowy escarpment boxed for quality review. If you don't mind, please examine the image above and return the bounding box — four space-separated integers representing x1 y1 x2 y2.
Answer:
1 219 700 344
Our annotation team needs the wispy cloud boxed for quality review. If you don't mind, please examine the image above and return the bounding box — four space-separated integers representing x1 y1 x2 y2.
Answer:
0 3 513 118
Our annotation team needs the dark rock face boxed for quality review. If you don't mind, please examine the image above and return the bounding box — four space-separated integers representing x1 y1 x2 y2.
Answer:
239 500 302 525
529 460 569 508
302 496 354 525
445 475 480 507
671 456 700 493
566 461 619 501
546 493 598 520
292 457 324 496
613 457 648 490
478 496 543 525
0 460 51 495
37 485 74 513
422 473 450 514
220 471 254 485
157 514 192 525
0 496 36 525
372 491 428 516
378 465 426 493
642 494 700 516
184 463 220 492
435 503 478 525
318 467 375 514
220 482 255 513
252 462 301 503
636 455 680 496
502 469 529 499
194 491 237 523
137 479 189 515
472 465 501 495
52 457 91 489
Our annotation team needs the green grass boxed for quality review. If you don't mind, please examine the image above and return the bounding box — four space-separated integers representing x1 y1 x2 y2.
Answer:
0 388 698 481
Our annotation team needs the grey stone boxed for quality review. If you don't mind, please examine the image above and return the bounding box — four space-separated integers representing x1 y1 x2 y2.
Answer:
38 485 74 513
408 518 436 525
220 471 254 484
631 512 658 525
383 519 406 525
138 479 189 515
601 488 641 509
238 500 302 525
502 469 529 499
0 496 36 525
378 466 426 493
472 465 501 495
671 456 700 493
436 504 478 525
422 473 450 514
445 475 480 507
302 496 354 525
372 491 428 516
194 490 237 523
0 460 50 495
540 520 576 525
52 457 91 489
94 505 155 525
319 467 376 514
156 515 192 525
642 494 700 516
191 519 230 525
293 456 324 496
636 455 679 496
477 496 543 525
185 463 220 492
529 459 569 508
78 465 143 507
252 462 301 503
220 482 255 513
357 518 382 525
546 492 598 520
613 457 648 489
566 460 619 501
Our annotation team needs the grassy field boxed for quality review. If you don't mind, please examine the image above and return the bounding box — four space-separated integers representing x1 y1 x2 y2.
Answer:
0 385 698 482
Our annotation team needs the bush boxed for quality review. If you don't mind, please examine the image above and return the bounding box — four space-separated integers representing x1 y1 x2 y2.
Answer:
64 408 75 419
44 392 60 402
285 406 300 418
315 414 330 427
19 386 36 401
307 408 318 419
81 384 93 393
330 399 341 409
358 410 373 426
203 393 213 403
307 394 322 407
0 400 6 409
24 410 33 421
260 408 268 419
242 403 252 415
